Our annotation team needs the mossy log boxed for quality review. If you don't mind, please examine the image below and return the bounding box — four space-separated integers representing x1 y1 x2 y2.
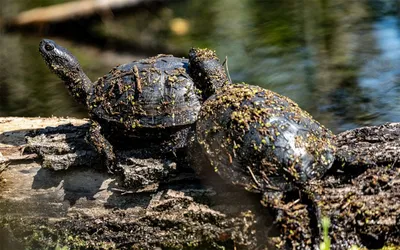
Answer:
0 117 399 250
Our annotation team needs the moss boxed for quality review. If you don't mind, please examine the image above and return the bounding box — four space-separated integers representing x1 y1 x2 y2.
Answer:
189 48 219 62
0 216 117 250
0 202 259 250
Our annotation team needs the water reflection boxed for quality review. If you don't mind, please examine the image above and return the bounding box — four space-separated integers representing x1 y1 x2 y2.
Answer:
328 16 400 130
0 0 399 133
359 16 400 123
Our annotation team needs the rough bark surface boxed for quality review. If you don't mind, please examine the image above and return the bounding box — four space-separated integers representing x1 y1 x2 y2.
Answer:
0 117 399 250
335 122 400 168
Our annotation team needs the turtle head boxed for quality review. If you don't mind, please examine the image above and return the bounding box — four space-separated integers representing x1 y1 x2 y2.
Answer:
39 39 92 106
189 48 231 101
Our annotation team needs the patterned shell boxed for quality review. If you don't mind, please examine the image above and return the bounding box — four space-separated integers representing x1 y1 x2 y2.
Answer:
89 55 201 129
196 83 336 191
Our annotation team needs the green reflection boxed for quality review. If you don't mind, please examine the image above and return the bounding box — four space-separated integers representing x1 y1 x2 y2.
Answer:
0 34 86 117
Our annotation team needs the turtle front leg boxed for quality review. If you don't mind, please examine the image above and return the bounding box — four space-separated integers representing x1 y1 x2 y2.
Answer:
87 120 117 173
302 186 323 249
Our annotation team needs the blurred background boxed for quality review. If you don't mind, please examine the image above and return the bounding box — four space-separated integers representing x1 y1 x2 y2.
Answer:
0 0 399 133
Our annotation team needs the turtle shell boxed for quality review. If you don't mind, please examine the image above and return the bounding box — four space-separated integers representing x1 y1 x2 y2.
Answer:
196 83 336 191
89 55 201 129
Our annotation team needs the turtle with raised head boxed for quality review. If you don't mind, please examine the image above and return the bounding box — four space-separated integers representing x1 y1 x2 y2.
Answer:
39 39 229 173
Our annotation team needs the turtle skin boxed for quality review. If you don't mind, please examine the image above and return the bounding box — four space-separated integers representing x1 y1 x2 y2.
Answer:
196 83 336 248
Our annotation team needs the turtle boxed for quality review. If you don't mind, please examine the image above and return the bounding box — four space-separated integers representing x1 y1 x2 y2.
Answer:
39 39 333 245
39 39 230 173
193 82 336 247
196 83 335 187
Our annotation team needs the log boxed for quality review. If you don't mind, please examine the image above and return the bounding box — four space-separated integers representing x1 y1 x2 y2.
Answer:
0 117 399 249
3 0 166 27
335 122 400 167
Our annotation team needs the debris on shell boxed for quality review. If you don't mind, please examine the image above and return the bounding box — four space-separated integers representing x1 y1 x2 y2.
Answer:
197 83 336 191
90 55 201 134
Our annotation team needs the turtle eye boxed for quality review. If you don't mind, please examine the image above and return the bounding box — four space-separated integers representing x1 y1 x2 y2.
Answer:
45 43 54 51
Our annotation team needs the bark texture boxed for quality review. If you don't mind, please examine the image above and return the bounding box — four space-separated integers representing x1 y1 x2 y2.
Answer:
335 122 400 168
0 117 399 250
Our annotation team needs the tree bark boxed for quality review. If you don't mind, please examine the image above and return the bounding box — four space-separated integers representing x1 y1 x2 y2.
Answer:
0 117 399 250
335 122 400 167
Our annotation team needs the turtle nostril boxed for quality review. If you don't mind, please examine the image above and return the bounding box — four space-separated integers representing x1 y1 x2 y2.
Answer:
45 43 54 51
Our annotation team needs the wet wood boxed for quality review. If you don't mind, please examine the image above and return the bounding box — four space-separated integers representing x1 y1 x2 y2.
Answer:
0 117 269 250
0 117 399 249
335 122 400 167
5 0 165 27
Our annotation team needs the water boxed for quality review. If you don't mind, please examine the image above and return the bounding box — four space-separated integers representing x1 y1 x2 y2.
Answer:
0 0 399 133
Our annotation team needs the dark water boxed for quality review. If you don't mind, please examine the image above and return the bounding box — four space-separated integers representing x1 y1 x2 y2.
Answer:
0 0 399 133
